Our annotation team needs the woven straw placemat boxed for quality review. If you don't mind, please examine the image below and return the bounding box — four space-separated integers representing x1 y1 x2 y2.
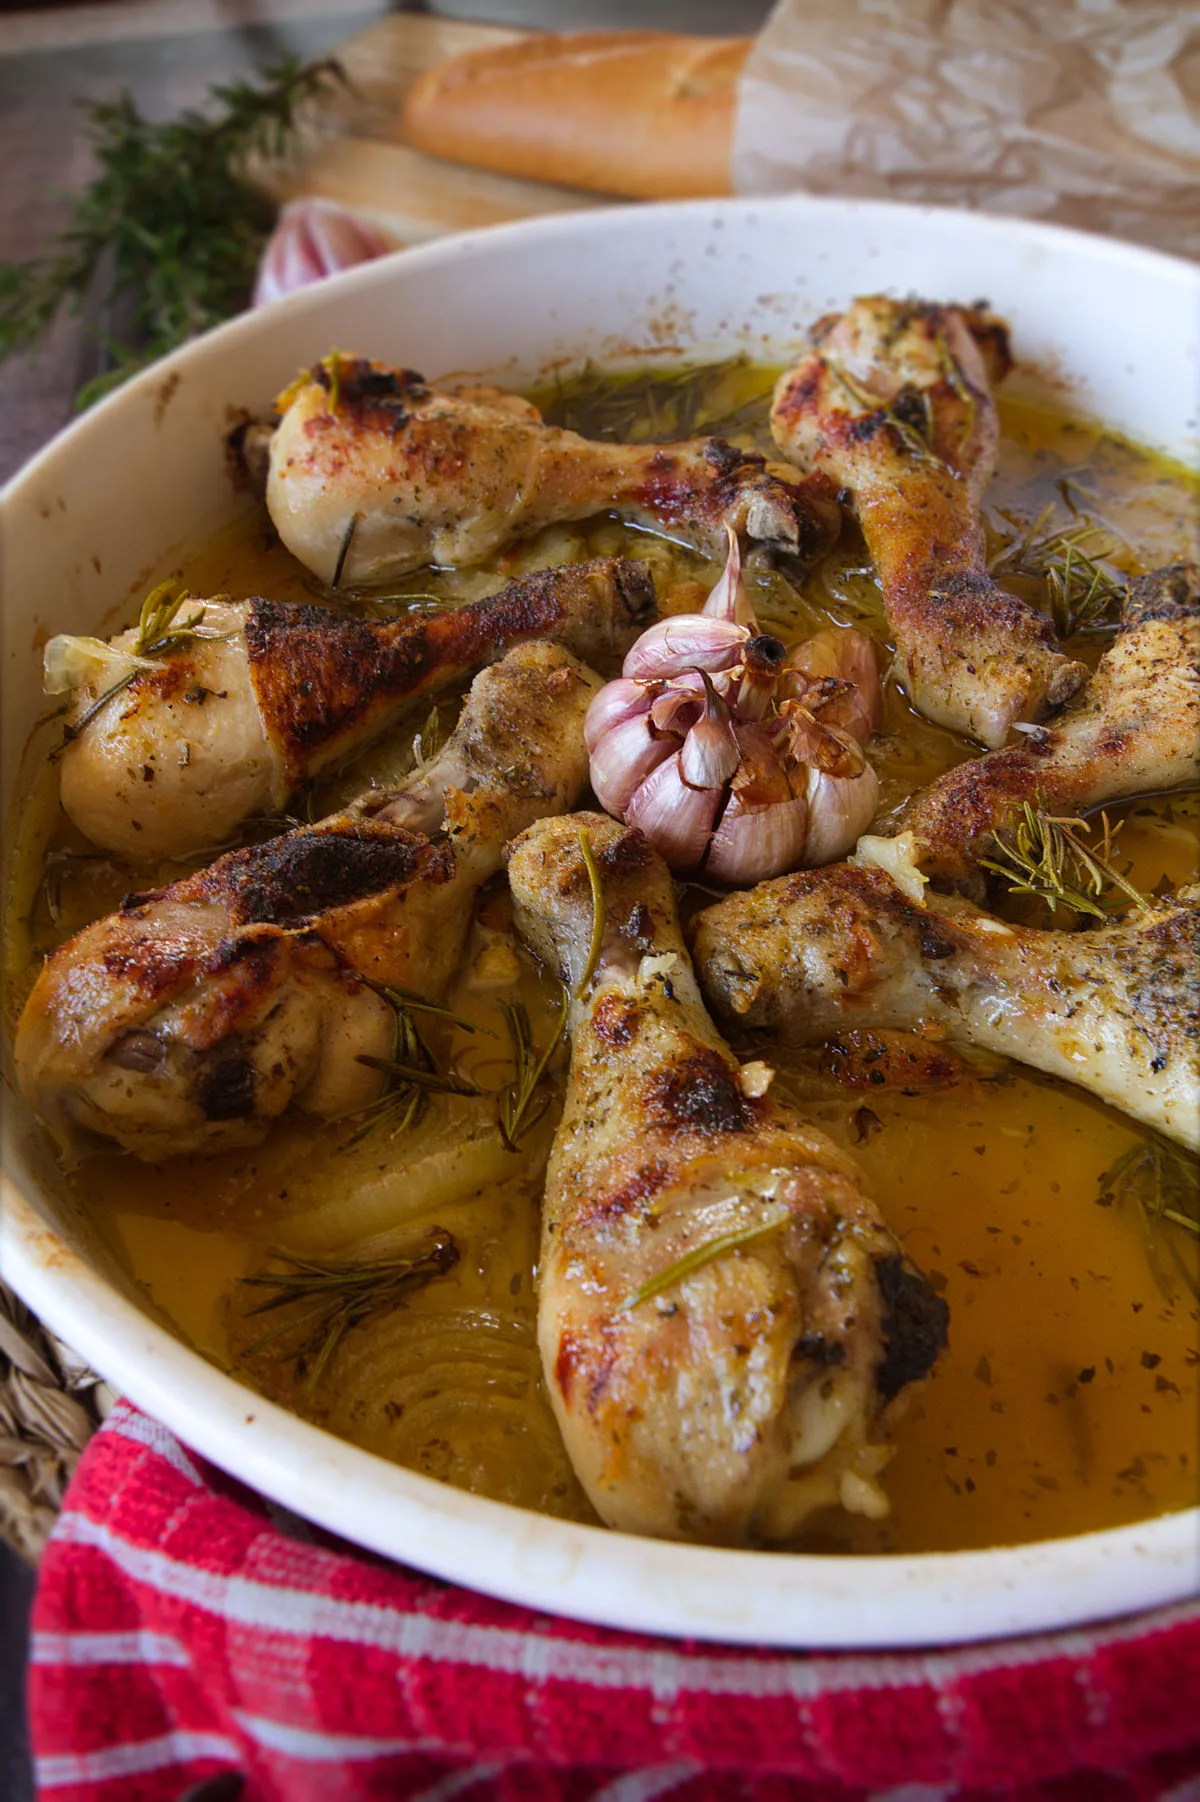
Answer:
0 1282 114 1564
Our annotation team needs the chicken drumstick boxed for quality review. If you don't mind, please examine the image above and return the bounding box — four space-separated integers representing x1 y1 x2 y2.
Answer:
54 557 651 861
18 642 599 1160
507 812 948 1545
266 358 840 588
771 296 1086 747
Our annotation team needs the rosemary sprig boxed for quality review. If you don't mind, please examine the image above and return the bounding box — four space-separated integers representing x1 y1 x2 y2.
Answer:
1098 1139 1199 1301
0 58 347 409
239 1230 459 1401
337 981 491 1149
981 803 1147 920
131 578 226 657
624 1201 792 1310
540 358 771 446
496 988 569 1152
823 357 941 466
576 827 606 997
990 504 1125 636
53 579 227 757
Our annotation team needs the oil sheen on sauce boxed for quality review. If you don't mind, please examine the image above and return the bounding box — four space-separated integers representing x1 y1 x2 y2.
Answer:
7 363 1198 1554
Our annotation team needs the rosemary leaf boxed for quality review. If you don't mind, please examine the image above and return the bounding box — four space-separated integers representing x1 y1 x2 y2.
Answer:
132 579 230 656
355 975 496 1038
239 1230 459 1401
576 828 605 997
937 327 976 446
981 803 1147 920
356 1055 485 1097
50 671 136 761
330 513 358 589
624 1201 792 1310
823 357 941 466
336 987 456 1149
496 988 569 1152
989 507 1126 636
1097 1140 1199 1302
538 357 771 446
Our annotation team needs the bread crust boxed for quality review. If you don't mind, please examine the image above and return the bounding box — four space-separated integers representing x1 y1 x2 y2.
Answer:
402 30 749 200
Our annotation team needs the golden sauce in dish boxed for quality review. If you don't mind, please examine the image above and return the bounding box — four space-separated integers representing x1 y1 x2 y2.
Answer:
5 362 1198 1553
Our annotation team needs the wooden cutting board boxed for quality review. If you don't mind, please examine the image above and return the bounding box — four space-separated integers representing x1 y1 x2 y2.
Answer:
260 14 617 247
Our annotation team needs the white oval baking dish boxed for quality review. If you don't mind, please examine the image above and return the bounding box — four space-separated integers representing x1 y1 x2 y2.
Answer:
3 196 1197 1647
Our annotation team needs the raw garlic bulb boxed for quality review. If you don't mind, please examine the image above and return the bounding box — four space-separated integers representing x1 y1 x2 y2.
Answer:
253 200 389 307
585 528 883 884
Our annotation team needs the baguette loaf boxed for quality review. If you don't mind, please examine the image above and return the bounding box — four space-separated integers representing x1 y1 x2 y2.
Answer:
402 31 749 202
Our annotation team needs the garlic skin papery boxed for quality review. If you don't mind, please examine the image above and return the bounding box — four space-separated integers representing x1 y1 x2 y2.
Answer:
253 200 390 307
585 528 883 884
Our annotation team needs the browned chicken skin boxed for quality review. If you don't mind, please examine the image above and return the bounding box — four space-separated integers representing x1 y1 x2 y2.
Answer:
54 557 652 861
692 863 1200 1147
771 296 1086 747
17 642 600 1159
506 813 947 1544
900 562 1200 888
266 357 840 587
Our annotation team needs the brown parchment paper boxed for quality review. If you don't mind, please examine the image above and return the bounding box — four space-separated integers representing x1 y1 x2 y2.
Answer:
732 0 1200 260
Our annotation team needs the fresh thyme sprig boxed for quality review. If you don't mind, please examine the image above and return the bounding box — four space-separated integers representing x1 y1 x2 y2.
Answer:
980 803 1147 920
496 989 569 1152
624 1202 791 1311
990 504 1126 636
0 57 347 408
337 981 492 1149
239 1231 459 1401
1098 1139 1199 1301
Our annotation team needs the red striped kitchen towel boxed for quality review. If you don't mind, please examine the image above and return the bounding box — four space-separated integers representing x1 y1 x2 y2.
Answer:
29 1400 1200 1802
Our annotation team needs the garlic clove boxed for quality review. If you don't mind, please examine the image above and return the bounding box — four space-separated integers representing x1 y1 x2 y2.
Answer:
253 199 389 307
678 672 739 789
622 614 747 682
730 722 792 806
626 753 720 871
705 789 810 885
590 711 673 816
649 669 705 735
785 626 883 744
43 634 151 697
585 677 652 753
702 524 758 629
800 763 881 867
777 703 866 778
